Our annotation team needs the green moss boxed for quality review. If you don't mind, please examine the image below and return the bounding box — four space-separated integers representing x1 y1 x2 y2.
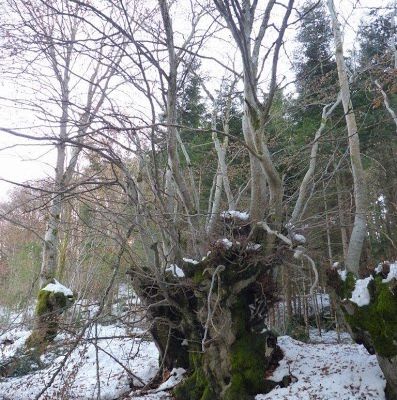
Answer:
229 333 268 395
345 277 397 357
36 290 52 316
223 374 247 400
173 353 214 400
231 296 250 337
339 272 356 299
27 288 74 351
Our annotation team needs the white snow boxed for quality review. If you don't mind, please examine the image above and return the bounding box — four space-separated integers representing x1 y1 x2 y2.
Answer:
293 248 304 259
41 279 73 297
217 238 233 249
0 297 388 400
182 258 199 265
0 324 159 400
220 210 250 221
332 261 340 268
165 264 185 278
338 269 347 281
292 233 306 244
382 262 397 283
247 242 262 251
375 263 384 273
256 335 385 400
153 368 186 392
350 276 373 307
0 320 387 400
201 251 211 261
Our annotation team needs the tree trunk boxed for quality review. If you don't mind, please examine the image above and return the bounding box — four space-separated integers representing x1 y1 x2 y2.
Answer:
327 267 397 400
327 0 368 276
131 230 287 399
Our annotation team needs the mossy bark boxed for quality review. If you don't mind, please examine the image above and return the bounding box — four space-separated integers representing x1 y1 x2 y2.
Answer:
327 268 397 399
26 287 74 352
1 286 74 378
131 240 285 399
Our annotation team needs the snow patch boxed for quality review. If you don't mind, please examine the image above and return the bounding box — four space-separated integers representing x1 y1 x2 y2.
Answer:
41 279 73 297
292 233 306 244
0 324 159 400
350 276 373 307
338 269 347 282
182 258 199 265
375 263 384 274
246 242 261 251
153 368 186 392
217 238 233 249
256 335 385 400
220 210 249 221
382 263 397 283
165 264 185 278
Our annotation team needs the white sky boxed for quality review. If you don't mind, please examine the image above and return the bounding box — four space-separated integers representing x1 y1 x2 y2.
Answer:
0 0 386 201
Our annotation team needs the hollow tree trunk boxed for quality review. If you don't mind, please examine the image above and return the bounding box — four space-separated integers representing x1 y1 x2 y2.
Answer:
131 230 286 399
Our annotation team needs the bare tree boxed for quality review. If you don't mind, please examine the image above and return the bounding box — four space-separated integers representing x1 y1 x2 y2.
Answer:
327 0 368 275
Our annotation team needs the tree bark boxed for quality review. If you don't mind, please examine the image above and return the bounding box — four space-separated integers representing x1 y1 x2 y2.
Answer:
327 0 368 276
131 231 286 399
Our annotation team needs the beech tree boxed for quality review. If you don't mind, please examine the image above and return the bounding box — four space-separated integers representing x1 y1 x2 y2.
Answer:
2 0 124 350
1 0 397 399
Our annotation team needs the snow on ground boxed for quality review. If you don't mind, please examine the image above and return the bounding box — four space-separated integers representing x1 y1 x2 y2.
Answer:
0 301 386 400
0 324 159 400
256 334 386 400
1 326 386 400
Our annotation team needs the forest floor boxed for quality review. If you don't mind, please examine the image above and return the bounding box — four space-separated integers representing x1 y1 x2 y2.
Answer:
0 307 386 400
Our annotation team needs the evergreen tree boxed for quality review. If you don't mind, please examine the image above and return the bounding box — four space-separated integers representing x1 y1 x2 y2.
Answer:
294 0 336 104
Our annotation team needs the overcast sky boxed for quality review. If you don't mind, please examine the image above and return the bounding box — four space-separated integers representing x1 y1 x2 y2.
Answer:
0 0 387 201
